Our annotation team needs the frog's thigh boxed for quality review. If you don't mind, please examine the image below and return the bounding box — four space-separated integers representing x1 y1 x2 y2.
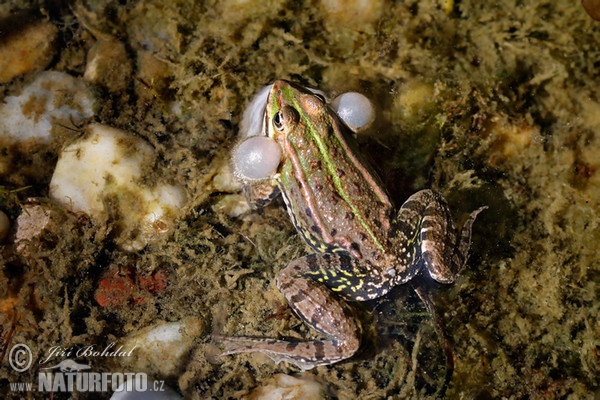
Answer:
275 253 371 357
278 252 391 303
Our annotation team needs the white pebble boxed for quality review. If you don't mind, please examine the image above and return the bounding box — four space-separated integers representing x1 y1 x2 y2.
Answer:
12 202 51 254
232 136 282 181
118 318 203 379
249 373 326 400
0 71 96 144
49 124 186 251
330 92 375 132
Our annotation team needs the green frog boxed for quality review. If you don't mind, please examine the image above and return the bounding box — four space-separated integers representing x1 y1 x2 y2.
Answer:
216 80 486 370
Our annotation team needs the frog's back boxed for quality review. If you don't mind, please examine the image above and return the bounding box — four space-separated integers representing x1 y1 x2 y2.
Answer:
277 106 393 260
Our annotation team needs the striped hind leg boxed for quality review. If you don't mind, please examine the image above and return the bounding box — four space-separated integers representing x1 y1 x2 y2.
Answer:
399 190 486 284
214 253 364 370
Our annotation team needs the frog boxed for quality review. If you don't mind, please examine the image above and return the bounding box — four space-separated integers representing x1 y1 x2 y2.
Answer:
215 80 486 371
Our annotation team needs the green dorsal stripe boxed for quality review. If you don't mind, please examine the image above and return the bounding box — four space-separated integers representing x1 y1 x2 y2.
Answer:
283 85 385 253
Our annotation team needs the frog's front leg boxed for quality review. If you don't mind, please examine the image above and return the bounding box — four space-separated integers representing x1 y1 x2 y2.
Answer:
215 252 380 369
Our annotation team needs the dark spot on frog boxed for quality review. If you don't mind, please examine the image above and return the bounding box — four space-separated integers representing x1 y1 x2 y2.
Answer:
311 225 322 235
309 311 323 327
279 280 293 290
286 342 299 351
346 211 354 220
290 293 305 304
304 255 320 273
330 228 337 237
313 341 326 359
305 207 312 218
315 184 324 192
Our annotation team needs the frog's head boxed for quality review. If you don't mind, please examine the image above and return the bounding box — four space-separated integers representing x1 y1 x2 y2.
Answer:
265 80 329 143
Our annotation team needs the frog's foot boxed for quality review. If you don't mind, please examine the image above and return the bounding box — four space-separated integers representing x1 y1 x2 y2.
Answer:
411 283 454 398
449 204 488 273
423 201 487 283
211 335 349 370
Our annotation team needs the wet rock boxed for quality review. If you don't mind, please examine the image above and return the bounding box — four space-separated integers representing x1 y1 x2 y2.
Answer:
249 373 328 400
118 318 204 378
84 37 133 93
49 123 187 251
0 15 58 83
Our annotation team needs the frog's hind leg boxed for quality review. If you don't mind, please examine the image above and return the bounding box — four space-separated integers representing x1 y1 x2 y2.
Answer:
397 190 485 395
214 253 365 369
399 189 486 283
211 335 341 370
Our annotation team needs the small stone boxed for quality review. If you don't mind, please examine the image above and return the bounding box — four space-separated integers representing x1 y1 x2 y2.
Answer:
12 201 52 255
0 16 58 83
84 37 132 93
249 373 327 400
118 318 204 378
49 124 187 251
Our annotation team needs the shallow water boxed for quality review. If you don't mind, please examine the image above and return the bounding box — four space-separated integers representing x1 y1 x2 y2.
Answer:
0 1 598 399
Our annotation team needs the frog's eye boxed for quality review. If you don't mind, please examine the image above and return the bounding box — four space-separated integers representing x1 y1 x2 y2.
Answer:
273 106 299 132
273 111 284 131
313 93 326 103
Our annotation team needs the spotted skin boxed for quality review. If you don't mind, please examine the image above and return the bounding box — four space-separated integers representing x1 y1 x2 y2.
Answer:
216 80 486 370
